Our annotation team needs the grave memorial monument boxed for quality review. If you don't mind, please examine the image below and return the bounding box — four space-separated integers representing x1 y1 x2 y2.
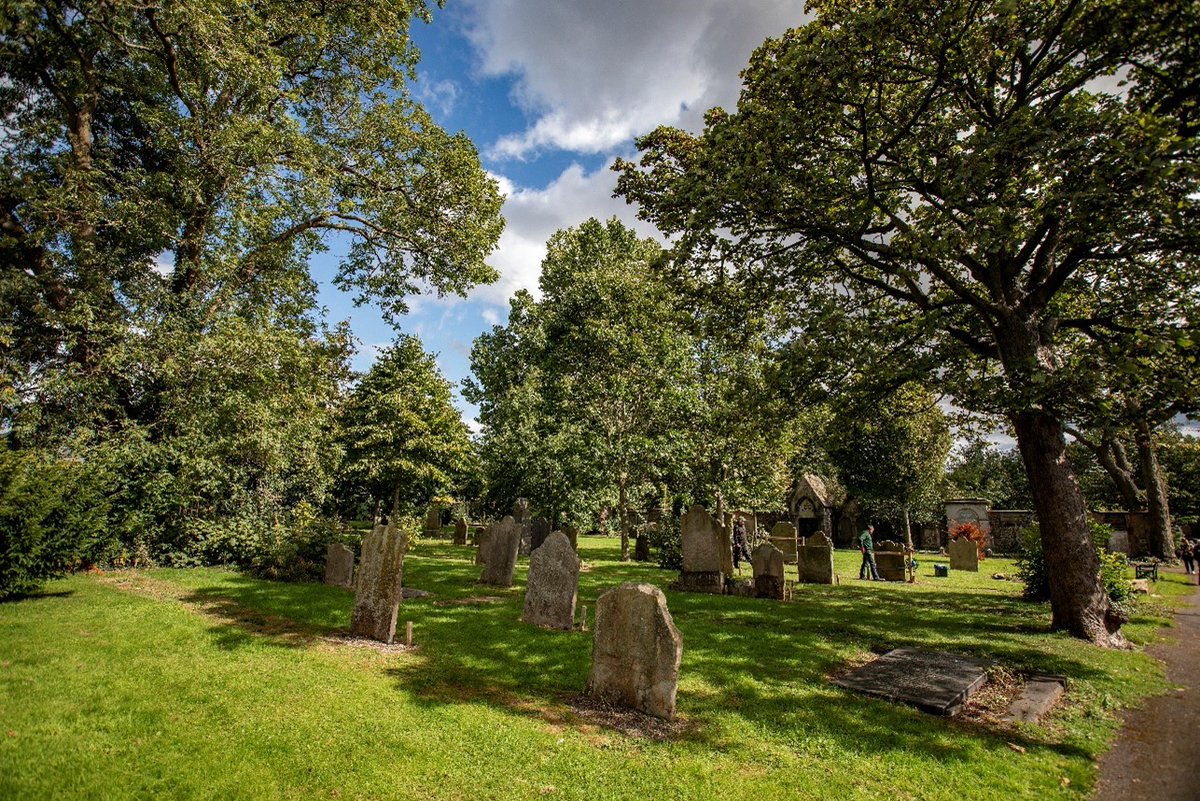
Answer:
324 543 355 588
350 522 406 643
677 504 725 594
522 532 580 630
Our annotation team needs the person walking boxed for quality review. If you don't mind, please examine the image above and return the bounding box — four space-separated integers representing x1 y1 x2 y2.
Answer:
1181 538 1196 575
732 516 753 570
859 524 880 580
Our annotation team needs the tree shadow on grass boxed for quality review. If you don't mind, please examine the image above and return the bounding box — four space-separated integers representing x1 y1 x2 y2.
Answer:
0 589 74 604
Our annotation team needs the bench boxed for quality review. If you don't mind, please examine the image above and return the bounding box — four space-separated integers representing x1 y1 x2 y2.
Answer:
1132 561 1159 581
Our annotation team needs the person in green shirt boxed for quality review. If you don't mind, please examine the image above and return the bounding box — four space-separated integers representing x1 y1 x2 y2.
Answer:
859 524 880 581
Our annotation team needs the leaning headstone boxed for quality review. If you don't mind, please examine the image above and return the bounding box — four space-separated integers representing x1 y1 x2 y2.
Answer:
797 531 835 584
874 539 907 581
324 543 355 589
752 543 786 600
350 522 405 643
586 582 683 720
769 521 799 565
530 517 552 553
453 517 468 546
948 536 980 572
480 516 521 587
677 504 724 594
522 532 580 630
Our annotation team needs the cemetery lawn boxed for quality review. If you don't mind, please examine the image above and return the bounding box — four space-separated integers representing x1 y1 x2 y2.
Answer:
1 539 1192 801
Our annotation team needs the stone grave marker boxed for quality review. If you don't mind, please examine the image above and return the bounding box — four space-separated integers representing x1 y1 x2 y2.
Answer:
678 504 725 594
586 582 683 720
513 498 533 556
833 647 992 716
874 539 907 581
324 543 355 588
751 543 785 600
948 536 980 572
769 521 799 564
423 506 442 538
797 531 835 584
562 524 579 549
480 515 521 587
350 522 405 643
474 523 491 565
530 517 552 553
522 532 580 630
453 517 469 546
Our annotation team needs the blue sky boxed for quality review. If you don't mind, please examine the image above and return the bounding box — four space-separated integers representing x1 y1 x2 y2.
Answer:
308 0 813 430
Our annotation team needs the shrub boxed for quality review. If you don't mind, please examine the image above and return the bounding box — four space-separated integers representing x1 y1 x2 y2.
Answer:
1016 522 1133 612
652 514 682 571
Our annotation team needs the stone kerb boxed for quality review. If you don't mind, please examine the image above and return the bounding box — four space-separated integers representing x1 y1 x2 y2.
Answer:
324 542 355 588
874 539 907 582
948 536 980 572
769 521 799 564
522 532 580 630
350 522 405 643
678 504 725 594
480 515 521 587
586 582 683 720
751 543 786 599
797 531 835 584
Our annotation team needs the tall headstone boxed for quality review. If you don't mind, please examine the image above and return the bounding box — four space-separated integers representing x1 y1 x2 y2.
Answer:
769 521 799 564
423 506 442 538
522 532 580 630
480 516 521 587
678 504 724 594
948 536 980 572
324 543 355 588
530 517 552 553
513 498 533 556
586 582 683 720
874 539 907 582
453 517 468 546
751 543 786 600
474 523 491 565
350 522 405 643
797 531 835 584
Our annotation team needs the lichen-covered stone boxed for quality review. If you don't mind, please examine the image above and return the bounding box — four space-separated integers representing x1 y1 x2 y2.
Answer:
350 523 405 643
522 532 580 630
480 516 521 587
587 583 682 720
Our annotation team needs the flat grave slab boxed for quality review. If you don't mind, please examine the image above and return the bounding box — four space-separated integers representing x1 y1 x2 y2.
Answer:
833 647 992 716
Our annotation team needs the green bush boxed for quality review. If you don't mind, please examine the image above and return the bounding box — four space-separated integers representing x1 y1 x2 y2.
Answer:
651 514 682 571
1016 522 1133 612
0 447 116 598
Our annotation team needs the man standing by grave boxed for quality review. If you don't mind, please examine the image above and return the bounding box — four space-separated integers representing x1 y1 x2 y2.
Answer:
859 525 880 581
732 516 753 571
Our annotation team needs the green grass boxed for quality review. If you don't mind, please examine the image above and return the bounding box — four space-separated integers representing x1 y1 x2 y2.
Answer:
0 538 1192 800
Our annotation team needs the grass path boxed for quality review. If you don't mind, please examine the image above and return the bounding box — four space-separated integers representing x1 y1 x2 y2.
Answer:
0 539 1192 800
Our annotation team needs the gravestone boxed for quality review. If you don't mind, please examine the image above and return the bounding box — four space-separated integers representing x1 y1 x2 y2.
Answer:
474 524 491 565
948 536 980 572
634 533 651 562
751 543 785 600
480 516 521 587
522 532 580 630
833 647 992 716
1108 529 1130 554
324 543 355 588
530 517 552 553
678 504 725 594
562 524 579 550
424 506 442 538
453 517 468 546
874 539 907 581
586 582 683 720
513 498 533 556
350 522 405 643
769 521 799 565
797 531 835 584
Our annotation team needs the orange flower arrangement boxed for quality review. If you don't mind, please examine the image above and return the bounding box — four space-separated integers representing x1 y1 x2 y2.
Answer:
950 521 987 561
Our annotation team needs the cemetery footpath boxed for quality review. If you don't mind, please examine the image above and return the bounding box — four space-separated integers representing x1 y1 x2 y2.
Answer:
0 535 1195 800
1093 564 1200 801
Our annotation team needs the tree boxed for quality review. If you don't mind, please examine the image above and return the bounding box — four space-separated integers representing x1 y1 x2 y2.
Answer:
947 440 1033 510
617 0 1199 645
825 383 952 546
336 335 474 518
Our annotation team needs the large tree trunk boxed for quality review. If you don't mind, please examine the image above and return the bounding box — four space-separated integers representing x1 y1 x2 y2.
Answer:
1013 411 1127 647
1134 420 1174 560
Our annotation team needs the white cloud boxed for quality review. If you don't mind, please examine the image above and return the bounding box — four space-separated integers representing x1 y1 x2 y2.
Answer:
464 0 810 158
418 78 460 117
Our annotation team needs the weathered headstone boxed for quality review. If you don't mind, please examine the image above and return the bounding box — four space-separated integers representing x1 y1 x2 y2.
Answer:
423 506 442 538
797 531 835 584
453 517 468 546
530 517 552 553
474 523 491 565
634 532 651 562
563 524 579 550
948 536 980 572
513 498 533 556
350 522 405 643
833 647 992 717
769 521 799 565
678 504 724 594
522 532 580 630
324 543 355 588
586 582 683 720
480 515 521 587
751 543 786 599
874 539 907 581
